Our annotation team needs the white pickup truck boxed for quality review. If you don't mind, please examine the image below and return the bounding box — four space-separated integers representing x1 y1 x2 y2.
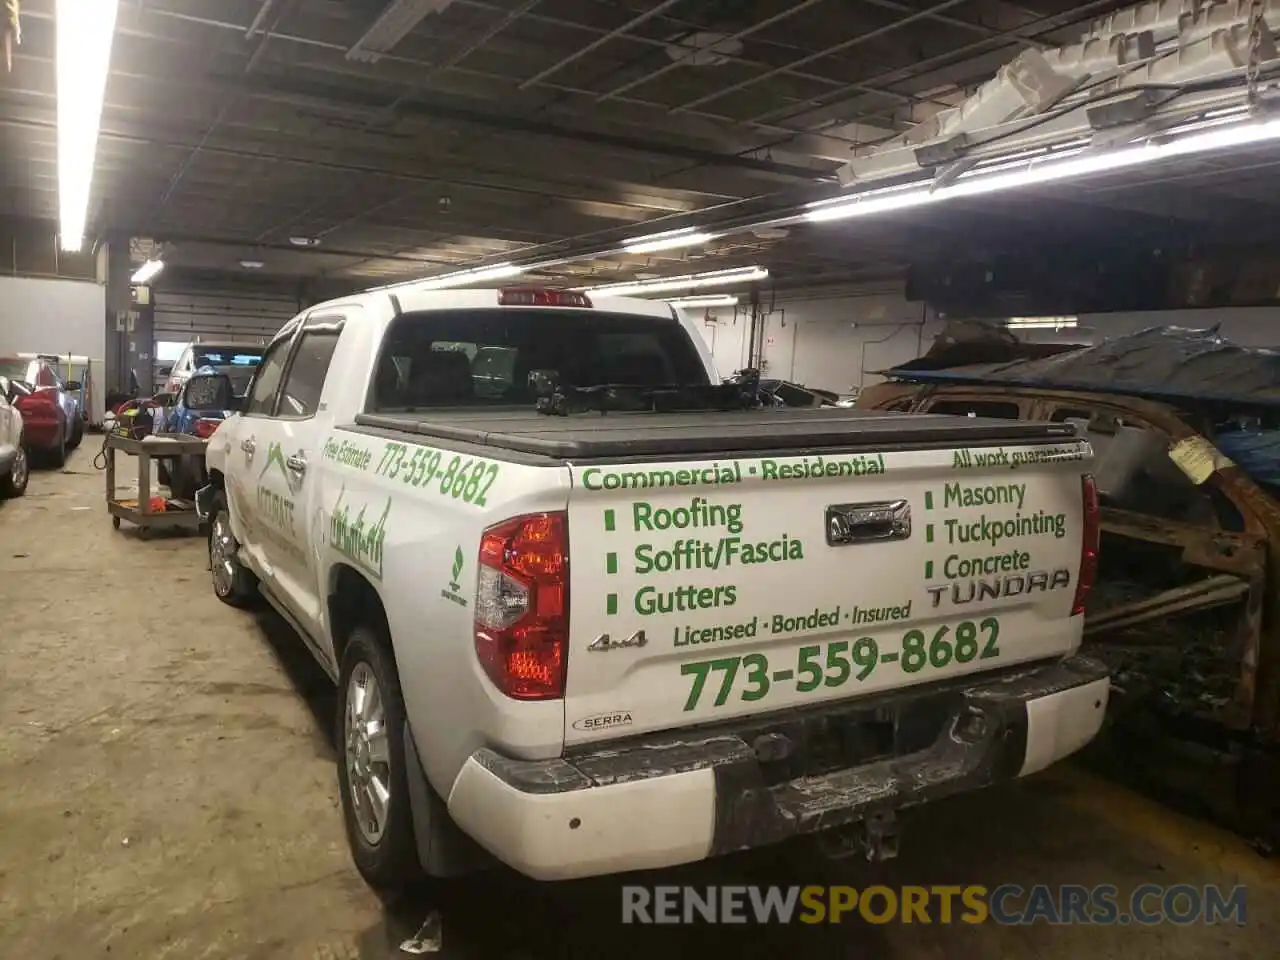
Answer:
197 285 1109 891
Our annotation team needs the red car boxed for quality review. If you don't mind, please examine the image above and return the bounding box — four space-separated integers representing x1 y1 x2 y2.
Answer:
0 357 84 466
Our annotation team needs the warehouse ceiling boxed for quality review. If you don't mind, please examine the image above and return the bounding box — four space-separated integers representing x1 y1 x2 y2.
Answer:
4 0 1280 292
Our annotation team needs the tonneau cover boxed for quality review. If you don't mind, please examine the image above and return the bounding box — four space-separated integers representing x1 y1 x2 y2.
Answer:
354 407 1075 459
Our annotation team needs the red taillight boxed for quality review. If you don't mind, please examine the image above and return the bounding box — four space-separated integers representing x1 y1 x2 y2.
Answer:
474 512 569 700
498 288 592 309
193 418 221 439
1072 474 1100 617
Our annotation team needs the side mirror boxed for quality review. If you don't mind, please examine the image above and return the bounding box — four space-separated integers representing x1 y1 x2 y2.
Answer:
65 380 82 391
183 373 235 411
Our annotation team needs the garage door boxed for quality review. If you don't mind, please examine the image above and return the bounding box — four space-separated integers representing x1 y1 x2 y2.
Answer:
154 289 299 345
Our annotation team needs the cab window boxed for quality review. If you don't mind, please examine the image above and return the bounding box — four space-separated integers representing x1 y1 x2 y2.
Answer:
243 339 293 416
1047 404 1240 529
924 398 1021 419
276 328 342 419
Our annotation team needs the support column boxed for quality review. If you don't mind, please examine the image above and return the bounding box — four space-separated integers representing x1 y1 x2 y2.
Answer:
99 233 155 397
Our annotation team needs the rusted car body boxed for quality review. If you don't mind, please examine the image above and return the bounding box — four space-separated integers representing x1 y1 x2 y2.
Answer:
855 324 1280 842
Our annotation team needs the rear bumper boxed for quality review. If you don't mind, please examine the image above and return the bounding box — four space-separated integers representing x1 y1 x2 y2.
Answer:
446 655 1110 881
22 419 61 449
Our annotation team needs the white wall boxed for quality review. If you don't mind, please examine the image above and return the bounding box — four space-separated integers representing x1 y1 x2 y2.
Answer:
0 276 106 361
695 285 942 393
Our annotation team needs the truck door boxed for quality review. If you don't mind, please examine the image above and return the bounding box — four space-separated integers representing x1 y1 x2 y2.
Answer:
224 328 297 581
246 314 345 649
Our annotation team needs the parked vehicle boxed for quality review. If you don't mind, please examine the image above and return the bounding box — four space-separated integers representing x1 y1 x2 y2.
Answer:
158 368 238 500
163 342 264 397
855 322 1280 845
0 356 84 466
196 287 1106 892
0 376 29 498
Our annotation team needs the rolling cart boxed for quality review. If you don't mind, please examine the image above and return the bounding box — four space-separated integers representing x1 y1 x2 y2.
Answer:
104 432 208 536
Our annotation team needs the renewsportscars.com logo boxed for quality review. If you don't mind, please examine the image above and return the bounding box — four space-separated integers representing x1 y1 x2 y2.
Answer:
621 884 1247 926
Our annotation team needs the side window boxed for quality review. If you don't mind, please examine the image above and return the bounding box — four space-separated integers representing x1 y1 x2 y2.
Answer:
925 398 1021 419
244 339 294 416
1050 405 1235 528
277 329 342 419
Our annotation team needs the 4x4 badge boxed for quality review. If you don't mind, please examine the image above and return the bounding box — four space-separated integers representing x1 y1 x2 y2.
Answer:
588 630 647 652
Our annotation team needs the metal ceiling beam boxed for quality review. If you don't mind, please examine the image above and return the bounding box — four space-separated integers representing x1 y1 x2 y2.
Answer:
210 70 825 180
672 0 977 114
457 0 919 107
517 0 684 90
26 4 893 157
862 0 1048 49
594 0 829 104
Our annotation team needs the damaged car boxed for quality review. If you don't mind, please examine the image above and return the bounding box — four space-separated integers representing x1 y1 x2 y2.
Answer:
856 322 1280 847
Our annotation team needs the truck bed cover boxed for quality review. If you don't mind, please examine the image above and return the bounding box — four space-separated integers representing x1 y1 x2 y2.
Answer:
354 407 1076 459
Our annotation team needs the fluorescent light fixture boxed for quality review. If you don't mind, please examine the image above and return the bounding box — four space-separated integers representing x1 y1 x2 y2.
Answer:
806 113 1280 225
622 227 717 254
414 262 524 291
347 0 453 63
289 236 321 247
668 294 739 308
239 259 265 270
576 265 768 297
130 259 164 284
1006 316 1077 330
56 0 122 252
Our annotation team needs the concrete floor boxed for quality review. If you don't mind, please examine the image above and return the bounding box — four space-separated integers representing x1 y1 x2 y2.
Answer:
2 446 1278 959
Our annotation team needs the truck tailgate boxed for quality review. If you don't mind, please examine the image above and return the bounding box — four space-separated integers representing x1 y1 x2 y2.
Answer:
564 438 1091 745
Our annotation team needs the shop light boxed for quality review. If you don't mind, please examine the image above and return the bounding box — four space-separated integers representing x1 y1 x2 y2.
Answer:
667 294 739 308
414 262 524 290
1006 316 1077 330
576 266 768 297
622 227 717 254
131 259 164 284
56 0 121 252
805 113 1280 225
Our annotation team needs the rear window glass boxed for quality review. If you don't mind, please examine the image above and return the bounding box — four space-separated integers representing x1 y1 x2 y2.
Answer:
0 360 30 381
194 347 264 368
369 309 708 410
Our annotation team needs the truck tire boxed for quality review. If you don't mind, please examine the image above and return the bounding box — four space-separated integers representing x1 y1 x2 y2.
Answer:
337 625 424 891
208 491 258 607
169 457 205 501
0 444 28 498
70 417 83 449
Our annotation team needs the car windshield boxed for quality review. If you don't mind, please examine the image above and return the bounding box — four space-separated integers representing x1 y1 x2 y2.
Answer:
193 347 264 368
369 309 708 410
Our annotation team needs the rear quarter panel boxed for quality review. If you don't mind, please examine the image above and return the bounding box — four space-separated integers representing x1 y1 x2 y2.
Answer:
314 426 573 796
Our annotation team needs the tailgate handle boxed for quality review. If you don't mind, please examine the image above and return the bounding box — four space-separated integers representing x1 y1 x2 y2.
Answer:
826 500 911 545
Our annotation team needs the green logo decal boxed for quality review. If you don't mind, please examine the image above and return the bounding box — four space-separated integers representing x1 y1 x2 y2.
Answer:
442 544 468 608
259 441 289 482
329 485 391 580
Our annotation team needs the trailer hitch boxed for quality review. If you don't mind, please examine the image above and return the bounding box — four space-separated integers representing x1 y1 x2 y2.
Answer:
816 810 900 863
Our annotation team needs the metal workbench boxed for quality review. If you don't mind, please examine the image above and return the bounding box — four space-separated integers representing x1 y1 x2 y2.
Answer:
104 432 208 536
